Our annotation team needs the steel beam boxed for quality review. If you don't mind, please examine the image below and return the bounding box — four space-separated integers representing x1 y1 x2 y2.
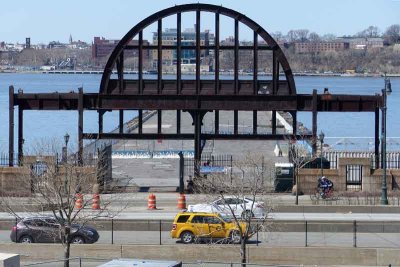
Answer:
14 92 382 112
83 133 313 140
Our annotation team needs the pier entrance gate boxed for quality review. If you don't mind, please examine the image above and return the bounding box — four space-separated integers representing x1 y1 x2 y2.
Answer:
8 4 383 178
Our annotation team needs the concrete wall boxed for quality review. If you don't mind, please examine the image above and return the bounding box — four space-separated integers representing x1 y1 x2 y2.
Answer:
0 164 97 197
0 167 31 197
298 157 400 194
1 244 399 266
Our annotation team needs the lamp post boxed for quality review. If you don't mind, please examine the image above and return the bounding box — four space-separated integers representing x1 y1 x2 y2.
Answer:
319 131 325 177
64 133 70 194
381 75 392 205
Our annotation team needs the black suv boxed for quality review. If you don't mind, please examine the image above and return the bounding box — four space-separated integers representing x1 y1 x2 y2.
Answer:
10 216 99 244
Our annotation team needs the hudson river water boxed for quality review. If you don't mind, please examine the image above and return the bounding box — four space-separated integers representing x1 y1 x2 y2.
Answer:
0 73 399 152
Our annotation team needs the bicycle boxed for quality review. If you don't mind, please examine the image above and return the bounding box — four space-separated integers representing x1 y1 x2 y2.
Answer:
310 187 338 201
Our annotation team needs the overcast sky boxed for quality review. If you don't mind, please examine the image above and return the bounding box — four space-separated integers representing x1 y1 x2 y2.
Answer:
1 0 399 44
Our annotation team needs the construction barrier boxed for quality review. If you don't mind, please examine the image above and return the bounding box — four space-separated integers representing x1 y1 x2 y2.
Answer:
177 194 186 209
92 194 100 210
75 193 83 209
148 194 156 210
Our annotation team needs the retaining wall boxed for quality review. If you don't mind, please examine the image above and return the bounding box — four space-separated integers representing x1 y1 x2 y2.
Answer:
2 244 399 266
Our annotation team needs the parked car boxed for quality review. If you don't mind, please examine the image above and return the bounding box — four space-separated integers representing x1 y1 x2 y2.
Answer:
171 212 253 244
187 196 265 219
10 216 99 244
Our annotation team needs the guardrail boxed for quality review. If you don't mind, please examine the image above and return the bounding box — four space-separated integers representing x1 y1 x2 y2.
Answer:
4 218 400 248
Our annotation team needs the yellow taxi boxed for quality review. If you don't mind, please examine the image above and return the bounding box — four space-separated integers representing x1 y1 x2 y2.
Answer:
170 212 251 244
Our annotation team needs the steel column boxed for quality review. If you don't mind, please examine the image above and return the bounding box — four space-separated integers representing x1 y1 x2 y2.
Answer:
253 110 257 134
312 89 318 156
272 111 277 135
138 110 143 134
196 10 200 95
234 19 239 94
253 31 258 95
215 110 219 134
194 111 202 177
177 110 181 134
9 86 14 167
117 51 124 94
215 13 220 94
139 31 143 94
78 87 83 165
119 110 124 134
99 110 104 134
177 13 182 94
157 19 162 94
18 107 23 165
375 106 380 168
158 109 162 134
234 110 238 135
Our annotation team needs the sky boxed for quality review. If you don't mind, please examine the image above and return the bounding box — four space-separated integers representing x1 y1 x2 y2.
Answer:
0 0 399 44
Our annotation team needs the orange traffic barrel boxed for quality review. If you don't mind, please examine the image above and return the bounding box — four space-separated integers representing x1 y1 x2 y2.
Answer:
92 194 100 210
177 194 186 209
148 194 157 210
75 193 83 209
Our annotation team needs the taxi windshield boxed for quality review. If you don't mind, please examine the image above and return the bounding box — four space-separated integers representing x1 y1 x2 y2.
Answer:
219 214 232 223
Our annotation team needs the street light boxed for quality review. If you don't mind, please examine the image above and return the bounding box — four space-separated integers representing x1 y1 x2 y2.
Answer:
319 131 325 177
64 133 70 194
381 75 392 205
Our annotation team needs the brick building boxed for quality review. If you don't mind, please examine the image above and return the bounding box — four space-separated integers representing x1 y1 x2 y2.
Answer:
92 37 150 63
294 41 350 53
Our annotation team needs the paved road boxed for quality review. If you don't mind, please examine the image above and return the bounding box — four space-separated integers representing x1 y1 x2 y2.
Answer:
3 230 400 248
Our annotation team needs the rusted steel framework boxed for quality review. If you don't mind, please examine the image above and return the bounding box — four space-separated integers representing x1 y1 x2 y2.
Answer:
8 4 383 171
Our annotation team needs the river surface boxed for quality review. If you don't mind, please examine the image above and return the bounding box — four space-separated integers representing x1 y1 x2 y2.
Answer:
0 73 399 152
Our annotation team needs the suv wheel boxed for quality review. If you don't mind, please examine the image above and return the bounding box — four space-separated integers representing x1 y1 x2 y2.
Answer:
180 231 195 244
71 235 85 244
19 235 33 243
230 230 241 244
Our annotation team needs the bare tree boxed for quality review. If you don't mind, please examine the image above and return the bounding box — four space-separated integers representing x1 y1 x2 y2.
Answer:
295 29 310 42
2 142 128 267
194 153 272 266
309 32 321 43
356 25 380 38
384 24 400 44
287 135 318 205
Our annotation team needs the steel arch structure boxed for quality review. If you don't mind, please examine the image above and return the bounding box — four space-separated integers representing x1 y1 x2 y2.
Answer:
8 4 383 172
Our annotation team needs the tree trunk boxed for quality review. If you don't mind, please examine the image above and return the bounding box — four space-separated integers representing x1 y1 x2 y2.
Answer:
64 227 71 267
241 238 246 267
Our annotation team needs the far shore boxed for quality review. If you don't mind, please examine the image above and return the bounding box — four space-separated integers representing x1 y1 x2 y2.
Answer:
1 69 400 77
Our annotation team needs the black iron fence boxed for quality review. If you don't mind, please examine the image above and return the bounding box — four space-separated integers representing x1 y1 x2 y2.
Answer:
0 153 19 166
184 154 233 178
305 151 400 170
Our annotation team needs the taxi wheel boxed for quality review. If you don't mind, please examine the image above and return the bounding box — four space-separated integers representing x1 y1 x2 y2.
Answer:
180 231 195 244
230 230 241 244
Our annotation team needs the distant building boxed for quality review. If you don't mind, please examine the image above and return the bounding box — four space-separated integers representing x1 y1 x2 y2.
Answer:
294 41 349 53
48 41 67 49
151 28 213 67
25 38 30 49
92 37 150 62
337 37 384 50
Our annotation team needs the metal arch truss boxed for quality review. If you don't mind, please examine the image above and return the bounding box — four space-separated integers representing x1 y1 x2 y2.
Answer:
8 4 383 169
